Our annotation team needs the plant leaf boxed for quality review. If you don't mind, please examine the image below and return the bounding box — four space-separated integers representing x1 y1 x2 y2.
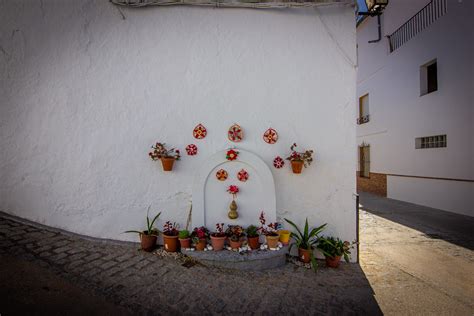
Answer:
309 223 327 238
149 211 162 232
284 218 303 240
124 230 143 234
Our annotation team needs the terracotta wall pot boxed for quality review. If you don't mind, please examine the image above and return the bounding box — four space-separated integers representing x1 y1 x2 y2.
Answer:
298 248 312 263
229 239 242 250
163 234 179 252
210 235 226 251
265 235 279 248
140 233 157 252
326 255 342 268
179 238 191 249
161 157 175 171
278 230 291 245
195 238 207 251
247 236 260 250
291 160 304 174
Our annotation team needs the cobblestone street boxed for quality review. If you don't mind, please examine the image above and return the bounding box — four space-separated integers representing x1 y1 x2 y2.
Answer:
0 212 380 315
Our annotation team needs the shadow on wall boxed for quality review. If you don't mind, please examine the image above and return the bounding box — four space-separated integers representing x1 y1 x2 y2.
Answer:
359 192 474 251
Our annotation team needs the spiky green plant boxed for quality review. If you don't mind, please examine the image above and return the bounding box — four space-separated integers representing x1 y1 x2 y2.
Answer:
124 207 161 236
284 218 326 271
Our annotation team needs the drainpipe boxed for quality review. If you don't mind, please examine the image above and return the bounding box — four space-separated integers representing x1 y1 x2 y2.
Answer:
356 193 360 263
368 15 382 43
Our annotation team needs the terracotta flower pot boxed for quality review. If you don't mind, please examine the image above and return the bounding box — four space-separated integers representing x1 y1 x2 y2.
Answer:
326 255 342 268
140 233 157 252
298 248 312 263
195 238 207 251
229 239 242 250
291 160 304 174
265 234 280 248
210 235 226 251
163 234 179 252
278 230 291 245
161 157 175 171
179 238 191 249
247 236 260 250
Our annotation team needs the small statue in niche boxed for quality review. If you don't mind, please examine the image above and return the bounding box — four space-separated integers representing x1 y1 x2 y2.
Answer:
227 185 239 219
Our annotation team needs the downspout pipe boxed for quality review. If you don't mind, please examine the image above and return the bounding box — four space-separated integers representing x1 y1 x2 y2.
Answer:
368 14 382 43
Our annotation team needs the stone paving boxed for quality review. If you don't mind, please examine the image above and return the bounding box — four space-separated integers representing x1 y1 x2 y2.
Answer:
0 212 381 315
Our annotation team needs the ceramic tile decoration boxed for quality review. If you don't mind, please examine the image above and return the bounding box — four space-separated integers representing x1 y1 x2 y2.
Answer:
216 169 228 181
273 156 285 169
237 169 249 182
263 128 278 144
193 123 207 139
185 144 198 156
228 123 243 142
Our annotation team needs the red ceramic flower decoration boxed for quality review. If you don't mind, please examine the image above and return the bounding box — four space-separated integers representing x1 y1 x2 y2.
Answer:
237 169 249 182
263 128 278 144
216 169 228 181
273 156 285 169
228 124 243 142
227 185 239 195
185 144 198 156
226 149 239 161
193 123 207 139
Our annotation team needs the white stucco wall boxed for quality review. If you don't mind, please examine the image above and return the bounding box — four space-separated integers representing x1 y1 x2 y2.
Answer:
356 0 473 216
0 1 357 252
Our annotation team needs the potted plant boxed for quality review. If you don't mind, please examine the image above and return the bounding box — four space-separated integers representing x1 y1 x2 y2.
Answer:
246 225 260 250
191 226 209 251
317 236 354 268
284 218 326 267
178 229 191 249
278 229 291 246
258 211 279 248
149 142 181 171
285 143 314 174
124 209 161 252
225 225 245 249
162 221 179 252
210 223 227 251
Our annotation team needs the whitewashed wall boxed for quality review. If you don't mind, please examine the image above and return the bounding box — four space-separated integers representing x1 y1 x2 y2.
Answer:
356 0 473 216
0 1 357 253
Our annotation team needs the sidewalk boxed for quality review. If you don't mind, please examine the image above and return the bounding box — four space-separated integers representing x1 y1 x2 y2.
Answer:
359 192 474 315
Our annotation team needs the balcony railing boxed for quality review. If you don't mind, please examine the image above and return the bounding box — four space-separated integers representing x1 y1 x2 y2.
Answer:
357 114 370 125
387 0 447 53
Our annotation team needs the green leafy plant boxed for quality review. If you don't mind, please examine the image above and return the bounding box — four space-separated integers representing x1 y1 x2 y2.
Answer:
317 236 354 263
124 208 161 236
191 226 210 244
178 230 190 239
246 225 259 238
284 218 326 270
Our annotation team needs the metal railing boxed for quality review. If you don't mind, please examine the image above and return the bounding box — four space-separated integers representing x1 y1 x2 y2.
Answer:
357 114 370 125
387 0 447 53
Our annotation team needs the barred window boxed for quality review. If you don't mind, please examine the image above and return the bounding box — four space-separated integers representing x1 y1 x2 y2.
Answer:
357 94 370 125
416 135 446 149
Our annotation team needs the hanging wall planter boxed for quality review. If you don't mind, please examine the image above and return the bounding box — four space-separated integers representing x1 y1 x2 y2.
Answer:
286 143 314 174
149 142 181 172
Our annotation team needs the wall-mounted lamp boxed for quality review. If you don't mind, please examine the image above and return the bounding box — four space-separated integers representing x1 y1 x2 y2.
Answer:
358 0 389 43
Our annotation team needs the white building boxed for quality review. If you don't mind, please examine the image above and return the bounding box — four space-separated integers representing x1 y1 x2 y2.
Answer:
356 0 473 216
0 0 358 257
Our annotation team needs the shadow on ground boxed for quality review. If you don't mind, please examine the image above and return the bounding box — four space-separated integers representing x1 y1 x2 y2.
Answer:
359 192 474 250
0 211 382 315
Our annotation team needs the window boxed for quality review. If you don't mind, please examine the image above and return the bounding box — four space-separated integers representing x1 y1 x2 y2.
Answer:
420 59 438 95
415 135 447 149
359 144 370 178
357 94 370 124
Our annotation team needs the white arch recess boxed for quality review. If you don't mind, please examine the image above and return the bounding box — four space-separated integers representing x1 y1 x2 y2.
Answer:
192 149 276 228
